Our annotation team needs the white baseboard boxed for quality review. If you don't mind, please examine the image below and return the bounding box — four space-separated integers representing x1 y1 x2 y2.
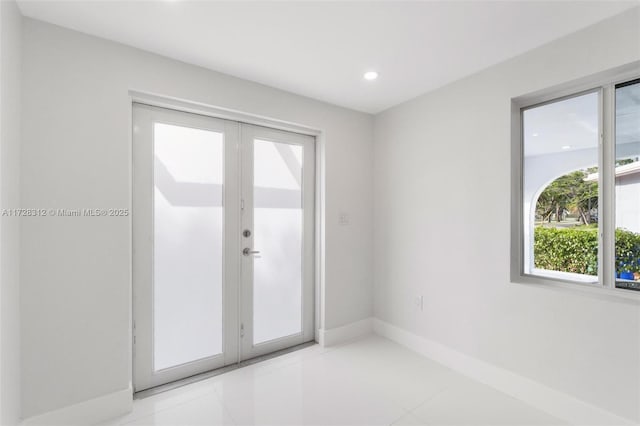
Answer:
373 319 635 426
21 386 132 426
318 317 373 347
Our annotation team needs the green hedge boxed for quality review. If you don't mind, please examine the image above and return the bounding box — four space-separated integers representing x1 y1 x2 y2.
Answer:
616 228 640 274
533 227 640 275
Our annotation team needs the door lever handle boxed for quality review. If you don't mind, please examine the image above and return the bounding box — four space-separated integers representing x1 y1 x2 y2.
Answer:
243 248 260 256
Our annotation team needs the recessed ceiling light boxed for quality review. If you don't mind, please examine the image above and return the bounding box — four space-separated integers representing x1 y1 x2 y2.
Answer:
562 145 571 150
532 133 539 137
363 71 379 81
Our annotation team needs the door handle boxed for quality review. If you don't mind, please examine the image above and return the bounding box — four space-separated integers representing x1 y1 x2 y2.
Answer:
243 248 260 256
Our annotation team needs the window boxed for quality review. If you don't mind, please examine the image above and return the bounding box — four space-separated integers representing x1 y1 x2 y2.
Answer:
514 74 640 294
614 79 640 290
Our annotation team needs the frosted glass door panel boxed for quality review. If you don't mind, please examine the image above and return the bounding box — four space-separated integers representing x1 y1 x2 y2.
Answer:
253 140 303 345
153 123 224 371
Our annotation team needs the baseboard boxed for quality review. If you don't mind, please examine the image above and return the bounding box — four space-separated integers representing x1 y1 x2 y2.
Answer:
373 319 635 426
318 317 373 347
21 386 133 426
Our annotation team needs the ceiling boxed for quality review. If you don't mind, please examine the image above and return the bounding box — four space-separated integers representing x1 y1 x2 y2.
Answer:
16 1 638 114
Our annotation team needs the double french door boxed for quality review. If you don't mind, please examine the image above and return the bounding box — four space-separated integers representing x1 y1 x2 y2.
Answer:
132 104 315 392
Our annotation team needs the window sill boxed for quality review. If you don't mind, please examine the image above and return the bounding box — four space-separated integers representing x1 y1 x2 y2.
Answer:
513 271 640 303
530 268 598 283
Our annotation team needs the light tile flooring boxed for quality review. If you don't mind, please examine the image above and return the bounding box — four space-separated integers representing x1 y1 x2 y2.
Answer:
101 336 567 426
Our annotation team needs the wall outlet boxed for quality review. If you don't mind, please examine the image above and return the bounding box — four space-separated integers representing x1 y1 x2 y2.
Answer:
339 212 350 225
414 295 423 311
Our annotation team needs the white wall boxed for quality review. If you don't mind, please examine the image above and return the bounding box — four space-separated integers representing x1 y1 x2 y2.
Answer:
617 172 640 234
20 18 373 418
374 7 640 423
0 0 22 424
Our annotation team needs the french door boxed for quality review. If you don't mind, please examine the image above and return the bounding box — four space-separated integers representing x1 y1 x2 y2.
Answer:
132 104 315 392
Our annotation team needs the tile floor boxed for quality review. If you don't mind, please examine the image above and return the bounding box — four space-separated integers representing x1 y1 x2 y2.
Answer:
100 336 567 426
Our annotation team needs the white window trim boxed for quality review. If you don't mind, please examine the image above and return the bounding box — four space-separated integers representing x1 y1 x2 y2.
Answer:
510 61 640 301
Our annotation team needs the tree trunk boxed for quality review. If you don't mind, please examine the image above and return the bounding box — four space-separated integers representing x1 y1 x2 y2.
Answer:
578 207 589 225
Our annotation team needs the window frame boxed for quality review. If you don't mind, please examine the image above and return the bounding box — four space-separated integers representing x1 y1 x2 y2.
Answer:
511 63 640 300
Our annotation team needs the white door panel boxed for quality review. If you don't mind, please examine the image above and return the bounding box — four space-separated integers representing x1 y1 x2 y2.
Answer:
239 124 315 359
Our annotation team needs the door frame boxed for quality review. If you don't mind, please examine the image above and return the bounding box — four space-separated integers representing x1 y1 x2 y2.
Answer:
128 91 325 392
